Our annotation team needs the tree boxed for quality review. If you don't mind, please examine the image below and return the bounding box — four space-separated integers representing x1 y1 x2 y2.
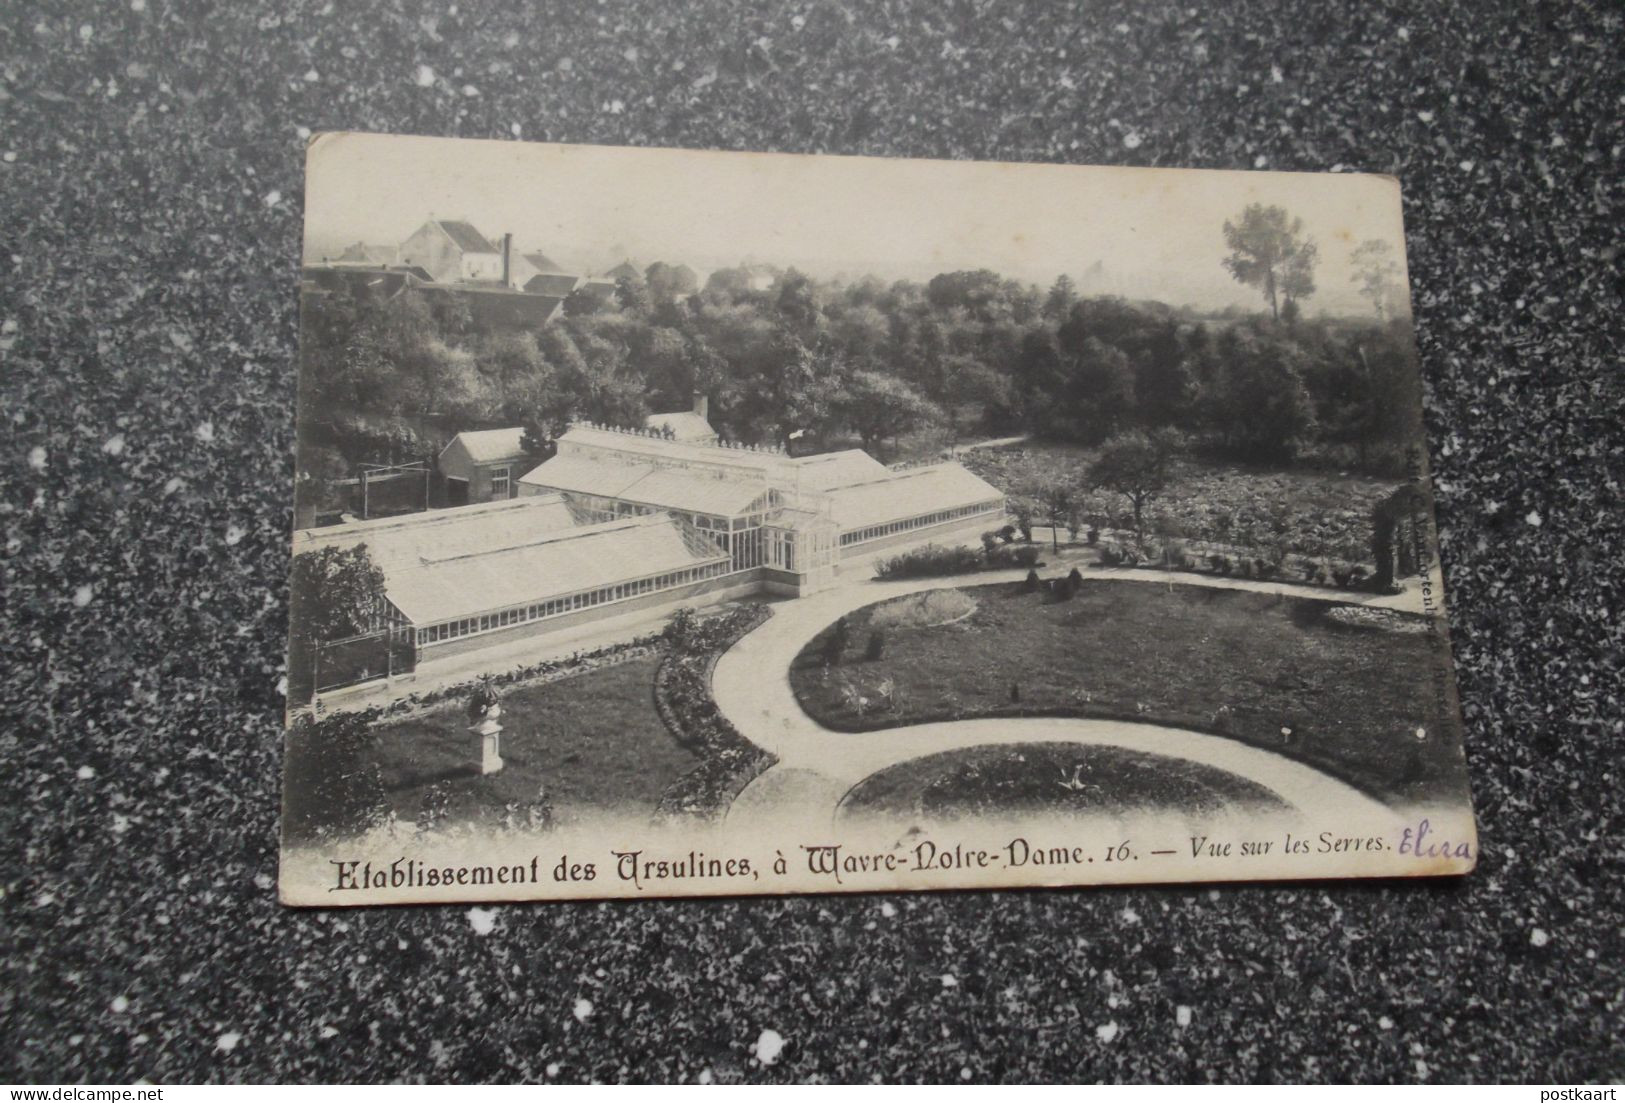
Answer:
287 545 388 704
282 712 386 842
940 354 1014 439
1221 204 1319 321
402 337 479 420
834 369 942 458
1043 274 1078 321
1134 321 1195 426
1350 239 1403 320
289 544 387 645
774 268 823 334
645 261 699 303
1054 334 1137 444
1280 240 1318 319
518 421 559 461
294 445 348 528
562 285 609 317
1089 429 1182 549
1034 476 1077 553
614 271 652 315
1213 329 1317 463
481 330 545 385
926 269 1008 321
1323 322 1422 472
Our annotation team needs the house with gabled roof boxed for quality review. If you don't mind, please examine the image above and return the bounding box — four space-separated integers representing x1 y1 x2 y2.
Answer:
438 428 533 506
400 218 504 284
333 241 400 266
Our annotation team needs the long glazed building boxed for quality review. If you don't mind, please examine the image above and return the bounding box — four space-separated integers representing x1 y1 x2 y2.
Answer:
517 423 1005 593
293 427 1004 683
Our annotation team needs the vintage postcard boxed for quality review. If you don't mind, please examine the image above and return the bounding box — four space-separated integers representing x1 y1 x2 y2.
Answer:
280 132 1476 905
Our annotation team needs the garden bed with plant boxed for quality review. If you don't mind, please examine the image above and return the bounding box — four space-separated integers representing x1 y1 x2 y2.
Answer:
842 742 1290 822
790 579 1463 806
1089 531 1382 592
652 604 779 822
301 632 667 726
962 442 1403 567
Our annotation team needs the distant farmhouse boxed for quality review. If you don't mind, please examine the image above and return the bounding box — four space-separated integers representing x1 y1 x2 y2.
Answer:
399 218 505 283
297 420 1004 685
302 217 594 329
333 241 399 266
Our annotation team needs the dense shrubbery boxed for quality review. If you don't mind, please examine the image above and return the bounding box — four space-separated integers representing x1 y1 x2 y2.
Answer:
874 542 1041 580
874 544 983 578
302 235 1421 490
282 712 386 843
653 605 777 822
985 544 1042 570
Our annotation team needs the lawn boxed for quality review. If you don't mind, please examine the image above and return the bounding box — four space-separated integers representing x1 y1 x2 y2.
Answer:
367 656 695 829
843 742 1289 822
961 442 1401 564
791 581 1468 806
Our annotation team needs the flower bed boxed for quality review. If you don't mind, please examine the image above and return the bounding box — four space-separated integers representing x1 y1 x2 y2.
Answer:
305 634 666 727
869 589 978 631
653 604 778 822
1091 532 1384 592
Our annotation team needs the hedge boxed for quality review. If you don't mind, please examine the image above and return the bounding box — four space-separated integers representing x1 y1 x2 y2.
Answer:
653 605 778 822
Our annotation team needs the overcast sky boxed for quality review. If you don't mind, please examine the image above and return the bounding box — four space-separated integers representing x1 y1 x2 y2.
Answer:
303 132 1411 317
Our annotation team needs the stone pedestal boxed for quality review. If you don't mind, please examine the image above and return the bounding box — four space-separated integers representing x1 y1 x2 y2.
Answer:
470 711 503 775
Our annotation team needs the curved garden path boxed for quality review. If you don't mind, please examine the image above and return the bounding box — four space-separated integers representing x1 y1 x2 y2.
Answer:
717 564 1417 830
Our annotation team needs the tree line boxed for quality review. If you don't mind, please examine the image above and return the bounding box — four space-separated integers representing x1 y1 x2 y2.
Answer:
297 204 1422 504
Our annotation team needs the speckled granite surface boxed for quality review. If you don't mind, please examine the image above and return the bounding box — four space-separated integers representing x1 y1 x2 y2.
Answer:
2 0 1620 1084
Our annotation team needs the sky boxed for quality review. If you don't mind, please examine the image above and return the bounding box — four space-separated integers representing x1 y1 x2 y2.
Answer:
303 131 1412 317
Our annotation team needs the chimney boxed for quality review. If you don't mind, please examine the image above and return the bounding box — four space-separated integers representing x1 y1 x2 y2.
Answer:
693 392 709 421
501 232 513 289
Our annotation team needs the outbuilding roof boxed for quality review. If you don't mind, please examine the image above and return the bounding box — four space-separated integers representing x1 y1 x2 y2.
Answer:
523 251 566 274
525 273 581 298
382 513 730 625
560 424 769 469
291 495 581 572
442 427 530 465
643 410 717 443
822 464 1004 531
788 450 889 491
519 453 774 518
